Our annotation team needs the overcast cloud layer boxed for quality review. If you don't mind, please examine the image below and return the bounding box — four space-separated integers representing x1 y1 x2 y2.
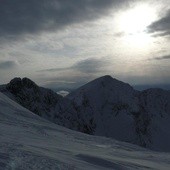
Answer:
0 0 170 89
0 0 132 40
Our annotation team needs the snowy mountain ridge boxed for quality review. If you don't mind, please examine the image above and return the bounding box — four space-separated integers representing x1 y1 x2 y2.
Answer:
0 77 62 117
65 76 170 151
1 75 170 151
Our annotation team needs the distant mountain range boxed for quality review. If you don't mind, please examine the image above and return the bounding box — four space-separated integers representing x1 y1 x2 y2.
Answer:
133 84 170 91
1 75 170 151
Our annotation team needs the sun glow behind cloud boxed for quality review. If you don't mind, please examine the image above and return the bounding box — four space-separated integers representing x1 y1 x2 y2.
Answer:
115 4 157 48
96 3 163 82
118 4 156 33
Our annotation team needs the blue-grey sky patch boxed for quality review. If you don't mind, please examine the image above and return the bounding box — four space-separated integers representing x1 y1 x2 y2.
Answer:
0 60 18 70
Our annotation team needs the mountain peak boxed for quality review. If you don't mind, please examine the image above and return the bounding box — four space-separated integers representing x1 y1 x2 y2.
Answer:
2 77 62 117
6 77 22 94
97 75 113 81
67 75 135 105
22 77 38 88
6 77 38 94
81 75 132 90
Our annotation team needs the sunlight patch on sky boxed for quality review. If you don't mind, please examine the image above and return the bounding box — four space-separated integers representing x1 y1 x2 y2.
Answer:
117 4 157 34
112 3 158 51
99 3 161 64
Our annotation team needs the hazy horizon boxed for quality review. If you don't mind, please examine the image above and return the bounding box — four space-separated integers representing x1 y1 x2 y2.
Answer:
1 75 170 92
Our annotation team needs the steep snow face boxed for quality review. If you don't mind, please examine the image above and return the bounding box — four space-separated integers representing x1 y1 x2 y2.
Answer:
136 89 170 150
1 92 170 170
66 76 139 142
66 76 170 151
0 77 62 117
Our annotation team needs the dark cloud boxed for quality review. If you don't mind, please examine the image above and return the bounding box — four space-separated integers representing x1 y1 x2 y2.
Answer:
153 55 170 60
0 0 131 40
0 61 18 69
37 58 110 88
38 58 109 74
152 31 170 37
73 58 108 73
147 10 170 37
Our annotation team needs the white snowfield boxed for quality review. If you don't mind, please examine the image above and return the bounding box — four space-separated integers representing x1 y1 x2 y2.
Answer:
1 92 170 170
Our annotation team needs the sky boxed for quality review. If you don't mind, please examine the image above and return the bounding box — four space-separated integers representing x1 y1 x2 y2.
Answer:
0 0 170 89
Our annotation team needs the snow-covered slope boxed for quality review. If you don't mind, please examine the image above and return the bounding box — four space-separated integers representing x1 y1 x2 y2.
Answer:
137 89 170 150
65 76 170 151
66 76 138 140
1 92 170 170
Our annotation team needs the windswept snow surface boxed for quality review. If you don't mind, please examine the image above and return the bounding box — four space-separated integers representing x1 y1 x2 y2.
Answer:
1 92 170 170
